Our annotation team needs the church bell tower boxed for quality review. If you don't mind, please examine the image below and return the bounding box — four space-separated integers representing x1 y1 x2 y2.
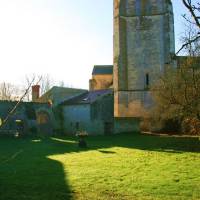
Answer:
113 0 175 118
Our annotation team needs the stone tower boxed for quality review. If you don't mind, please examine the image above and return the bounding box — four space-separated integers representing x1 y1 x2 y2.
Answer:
114 0 175 118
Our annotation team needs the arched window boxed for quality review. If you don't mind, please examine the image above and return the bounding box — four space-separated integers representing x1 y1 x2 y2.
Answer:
37 112 49 124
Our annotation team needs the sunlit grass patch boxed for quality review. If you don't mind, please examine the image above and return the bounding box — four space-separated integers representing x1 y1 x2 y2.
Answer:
0 133 199 200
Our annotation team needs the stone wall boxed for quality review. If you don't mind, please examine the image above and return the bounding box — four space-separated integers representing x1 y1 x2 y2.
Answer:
62 92 140 135
114 118 140 134
0 101 52 134
63 104 108 135
91 93 114 122
89 74 113 91
63 104 93 134
113 0 175 118
62 94 114 135
114 90 153 117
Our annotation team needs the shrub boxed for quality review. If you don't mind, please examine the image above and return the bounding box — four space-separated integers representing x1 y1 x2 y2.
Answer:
182 118 200 135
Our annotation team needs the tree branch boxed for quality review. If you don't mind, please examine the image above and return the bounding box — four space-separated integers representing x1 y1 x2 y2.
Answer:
182 0 200 29
0 76 42 128
176 35 200 55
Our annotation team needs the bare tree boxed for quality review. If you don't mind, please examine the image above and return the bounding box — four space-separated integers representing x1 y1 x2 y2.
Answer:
151 57 200 134
40 74 54 95
1 76 42 128
58 80 65 87
151 1 200 134
0 82 20 101
182 0 200 28
23 74 38 102
177 0 200 54
22 74 55 101
180 22 200 56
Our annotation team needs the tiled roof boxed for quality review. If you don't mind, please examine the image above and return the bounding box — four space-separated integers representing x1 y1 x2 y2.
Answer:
61 89 113 105
38 86 87 105
92 65 113 75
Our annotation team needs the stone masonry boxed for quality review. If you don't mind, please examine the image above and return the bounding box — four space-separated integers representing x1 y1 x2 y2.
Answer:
113 0 175 117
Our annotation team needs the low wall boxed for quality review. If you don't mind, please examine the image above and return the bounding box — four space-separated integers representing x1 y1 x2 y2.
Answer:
114 118 140 134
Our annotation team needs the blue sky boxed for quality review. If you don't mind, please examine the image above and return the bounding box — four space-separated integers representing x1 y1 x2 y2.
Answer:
0 0 192 89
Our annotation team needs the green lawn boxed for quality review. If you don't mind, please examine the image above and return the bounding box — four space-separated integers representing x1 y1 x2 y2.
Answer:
0 133 199 200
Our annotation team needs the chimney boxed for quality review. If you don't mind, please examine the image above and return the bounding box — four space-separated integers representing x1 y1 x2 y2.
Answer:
32 85 40 102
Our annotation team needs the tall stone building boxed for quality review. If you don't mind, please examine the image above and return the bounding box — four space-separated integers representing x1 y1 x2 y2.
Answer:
113 0 175 118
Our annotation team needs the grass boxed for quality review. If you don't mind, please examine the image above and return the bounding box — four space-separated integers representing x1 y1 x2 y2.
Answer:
0 133 200 200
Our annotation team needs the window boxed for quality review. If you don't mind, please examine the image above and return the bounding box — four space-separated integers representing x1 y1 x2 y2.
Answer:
145 73 149 88
37 112 49 124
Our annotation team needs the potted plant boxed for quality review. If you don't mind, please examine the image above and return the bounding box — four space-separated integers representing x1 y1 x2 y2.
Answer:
76 131 88 148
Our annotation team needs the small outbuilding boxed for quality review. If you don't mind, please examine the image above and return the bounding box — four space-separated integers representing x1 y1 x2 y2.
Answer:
60 89 139 135
61 89 113 135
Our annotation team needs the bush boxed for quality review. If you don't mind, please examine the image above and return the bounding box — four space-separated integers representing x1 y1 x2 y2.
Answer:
140 118 151 132
161 119 181 133
151 57 200 135
182 118 200 135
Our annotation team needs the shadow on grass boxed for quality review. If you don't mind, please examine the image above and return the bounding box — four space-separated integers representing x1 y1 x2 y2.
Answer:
0 136 74 200
84 133 200 154
0 132 199 200
98 150 116 154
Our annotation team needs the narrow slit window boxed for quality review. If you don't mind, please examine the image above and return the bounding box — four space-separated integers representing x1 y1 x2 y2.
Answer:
145 73 149 88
